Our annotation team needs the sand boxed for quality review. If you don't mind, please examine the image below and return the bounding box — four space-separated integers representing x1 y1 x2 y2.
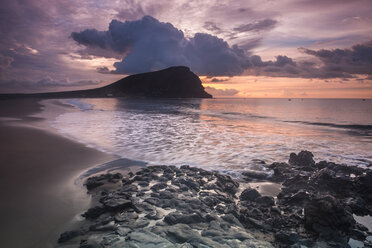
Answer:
0 98 116 248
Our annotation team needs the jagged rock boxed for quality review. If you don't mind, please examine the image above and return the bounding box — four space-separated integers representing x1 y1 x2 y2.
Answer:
255 196 275 206
304 195 355 240
274 231 300 245
82 206 106 219
289 150 315 168
240 188 260 201
242 170 270 181
164 212 204 225
58 230 85 243
102 198 132 211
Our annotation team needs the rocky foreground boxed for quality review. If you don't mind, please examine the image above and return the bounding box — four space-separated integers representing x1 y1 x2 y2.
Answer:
58 151 372 248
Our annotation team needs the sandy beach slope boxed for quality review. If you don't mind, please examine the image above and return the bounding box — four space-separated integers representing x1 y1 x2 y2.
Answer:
0 98 116 248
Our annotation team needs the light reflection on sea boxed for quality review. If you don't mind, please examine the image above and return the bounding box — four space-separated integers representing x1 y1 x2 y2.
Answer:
52 98 372 172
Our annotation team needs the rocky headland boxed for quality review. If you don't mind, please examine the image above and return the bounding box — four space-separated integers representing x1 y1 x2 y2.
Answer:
58 151 372 248
0 66 212 99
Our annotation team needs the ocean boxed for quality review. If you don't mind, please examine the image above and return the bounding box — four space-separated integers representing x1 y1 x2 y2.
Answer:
52 98 372 174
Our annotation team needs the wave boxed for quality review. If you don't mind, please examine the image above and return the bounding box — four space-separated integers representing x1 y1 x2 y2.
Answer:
286 120 372 131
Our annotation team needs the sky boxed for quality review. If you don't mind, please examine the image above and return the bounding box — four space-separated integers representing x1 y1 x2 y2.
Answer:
0 0 371 98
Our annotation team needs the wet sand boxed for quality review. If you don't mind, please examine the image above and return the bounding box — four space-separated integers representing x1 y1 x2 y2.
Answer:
0 98 116 248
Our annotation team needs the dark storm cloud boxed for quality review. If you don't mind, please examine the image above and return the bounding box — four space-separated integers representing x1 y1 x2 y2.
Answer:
72 16 372 79
72 16 251 76
204 86 239 96
300 42 372 75
233 19 277 33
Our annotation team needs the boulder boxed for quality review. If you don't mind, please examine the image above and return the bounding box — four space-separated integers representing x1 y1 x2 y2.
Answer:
289 150 315 168
304 195 355 240
240 188 260 201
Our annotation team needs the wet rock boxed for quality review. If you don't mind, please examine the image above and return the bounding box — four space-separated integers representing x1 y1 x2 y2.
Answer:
240 188 260 201
85 179 104 190
114 211 138 222
164 212 204 225
274 231 300 245
89 221 117 232
310 168 353 195
256 196 275 206
286 190 310 205
345 197 370 215
150 182 168 191
163 224 200 243
304 195 355 240
242 170 270 181
215 174 239 195
82 206 106 219
221 214 243 228
125 230 175 248
289 150 315 168
116 227 131 236
58 230 85 243
102 198 132 211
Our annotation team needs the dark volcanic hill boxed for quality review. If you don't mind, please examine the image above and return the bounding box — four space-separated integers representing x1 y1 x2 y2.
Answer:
0 66 212 99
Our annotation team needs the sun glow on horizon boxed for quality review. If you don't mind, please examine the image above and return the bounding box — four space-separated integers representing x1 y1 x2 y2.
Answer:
202 75 372 99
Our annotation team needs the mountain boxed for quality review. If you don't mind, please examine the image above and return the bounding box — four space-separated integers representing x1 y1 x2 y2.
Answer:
0 66 212 99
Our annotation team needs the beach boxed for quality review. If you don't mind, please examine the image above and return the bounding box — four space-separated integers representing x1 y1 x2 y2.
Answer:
0 99 116 248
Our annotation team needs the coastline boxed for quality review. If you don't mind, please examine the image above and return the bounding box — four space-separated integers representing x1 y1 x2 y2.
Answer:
0 98 117 247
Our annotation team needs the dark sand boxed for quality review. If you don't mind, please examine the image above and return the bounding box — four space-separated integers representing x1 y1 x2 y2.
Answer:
0 98 116 248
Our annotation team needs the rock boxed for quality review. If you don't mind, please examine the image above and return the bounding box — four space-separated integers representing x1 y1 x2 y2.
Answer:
102 198 132 211
216 174 239 195
304 195 355 240
255 196 275 206
287 190 310 205
165 224 200 243
240 188 260 201
85 177 104 190
242 170 270 181
116 227 131 236
150 183 168 191
82 206 106 219
274 231 300 245
89 221 117 232
221 214 243 228
58 230 84 243
125 230 175 248
114 211 138 222
310 168 353 195
289 150 315 168
164 212 204 225
345 197 369 215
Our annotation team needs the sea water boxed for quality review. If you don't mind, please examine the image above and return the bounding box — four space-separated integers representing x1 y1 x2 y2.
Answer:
52 98 372 173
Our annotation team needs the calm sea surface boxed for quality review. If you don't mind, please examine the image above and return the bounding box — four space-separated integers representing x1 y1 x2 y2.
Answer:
52 98 372 173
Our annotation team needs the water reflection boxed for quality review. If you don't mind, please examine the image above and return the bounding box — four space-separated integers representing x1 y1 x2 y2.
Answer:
53 98 372 171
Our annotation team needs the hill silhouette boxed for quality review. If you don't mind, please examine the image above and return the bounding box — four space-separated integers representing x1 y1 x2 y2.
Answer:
0 66 212 99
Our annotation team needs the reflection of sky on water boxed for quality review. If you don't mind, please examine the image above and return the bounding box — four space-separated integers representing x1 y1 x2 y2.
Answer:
53 98 372 172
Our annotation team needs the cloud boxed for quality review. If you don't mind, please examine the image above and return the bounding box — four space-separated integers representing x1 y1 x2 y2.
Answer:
204 86 239 96
72 16 251 76
203 21 223 33
300 42 372 75
233 19 277 33
0 54 13 69
211 78 229 82
0 77 102 93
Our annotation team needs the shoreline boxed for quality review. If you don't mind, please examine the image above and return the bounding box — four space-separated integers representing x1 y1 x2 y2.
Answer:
58 152 372 248
0 98 117 248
